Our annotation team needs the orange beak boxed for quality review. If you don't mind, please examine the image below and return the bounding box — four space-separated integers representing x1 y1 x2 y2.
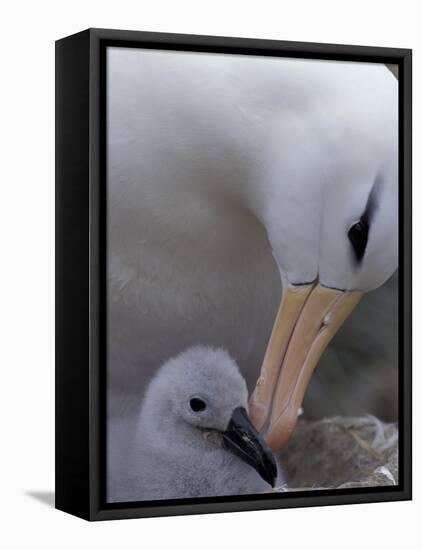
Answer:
249 283 362 451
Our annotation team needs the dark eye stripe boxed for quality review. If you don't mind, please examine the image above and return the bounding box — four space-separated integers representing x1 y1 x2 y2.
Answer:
348 218 369 262
348 174 382 263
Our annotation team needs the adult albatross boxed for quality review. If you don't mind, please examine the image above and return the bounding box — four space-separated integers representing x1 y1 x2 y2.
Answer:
107 48 398 454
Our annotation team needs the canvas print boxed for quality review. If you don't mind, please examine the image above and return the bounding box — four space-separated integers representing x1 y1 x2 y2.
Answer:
106 47 398 503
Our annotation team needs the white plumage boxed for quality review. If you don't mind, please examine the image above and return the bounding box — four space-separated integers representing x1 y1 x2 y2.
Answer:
106 48 398 491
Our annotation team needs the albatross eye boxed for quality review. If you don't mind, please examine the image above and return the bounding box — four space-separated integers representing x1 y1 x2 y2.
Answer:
189 397 207 412
348 218 369 262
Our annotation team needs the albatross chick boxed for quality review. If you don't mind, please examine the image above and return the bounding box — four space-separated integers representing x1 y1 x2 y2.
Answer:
110 346 282 501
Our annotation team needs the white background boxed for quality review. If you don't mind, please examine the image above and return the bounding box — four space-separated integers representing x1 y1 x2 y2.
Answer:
0 1 419 548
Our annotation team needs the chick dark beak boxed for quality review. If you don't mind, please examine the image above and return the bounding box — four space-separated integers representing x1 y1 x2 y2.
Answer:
222 406 278 487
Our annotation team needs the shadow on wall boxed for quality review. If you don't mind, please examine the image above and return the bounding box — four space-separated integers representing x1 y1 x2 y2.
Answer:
25 491 55 508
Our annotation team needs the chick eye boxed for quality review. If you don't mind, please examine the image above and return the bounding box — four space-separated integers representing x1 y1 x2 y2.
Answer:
189 397 206 412
348 218 369 262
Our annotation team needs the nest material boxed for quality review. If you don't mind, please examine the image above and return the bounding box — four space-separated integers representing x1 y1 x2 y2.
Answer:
276 415 398 491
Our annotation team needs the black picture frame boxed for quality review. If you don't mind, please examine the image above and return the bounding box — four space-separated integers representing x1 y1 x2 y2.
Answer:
55 28 412 521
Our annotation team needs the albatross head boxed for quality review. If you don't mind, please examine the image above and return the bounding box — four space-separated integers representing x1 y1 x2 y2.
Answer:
250 79 399 450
